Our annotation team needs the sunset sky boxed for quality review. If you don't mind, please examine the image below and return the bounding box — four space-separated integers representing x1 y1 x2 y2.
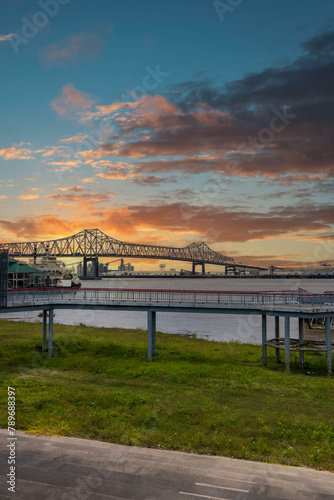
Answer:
1 0 334 270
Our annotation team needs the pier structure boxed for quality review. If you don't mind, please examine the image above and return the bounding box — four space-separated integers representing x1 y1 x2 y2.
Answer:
1 288 334 374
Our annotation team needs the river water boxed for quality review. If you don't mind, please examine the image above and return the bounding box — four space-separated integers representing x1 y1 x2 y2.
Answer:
2 278 333 344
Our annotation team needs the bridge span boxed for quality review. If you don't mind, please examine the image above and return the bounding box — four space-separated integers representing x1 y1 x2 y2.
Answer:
0 228 266 276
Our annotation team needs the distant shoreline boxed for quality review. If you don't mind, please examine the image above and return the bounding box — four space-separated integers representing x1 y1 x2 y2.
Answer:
81 274 334 280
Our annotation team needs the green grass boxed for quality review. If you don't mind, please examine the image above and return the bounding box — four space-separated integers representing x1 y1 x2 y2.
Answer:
0 320 334 471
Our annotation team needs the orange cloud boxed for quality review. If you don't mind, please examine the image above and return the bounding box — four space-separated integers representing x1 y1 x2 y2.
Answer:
0 146 33 160
96 172 128 180
57 186 83 192
35 146 67 157
18 194 40 200
46 160 81 172
59 133 88 143
79 101 139 121
131 176 174 185
0 34 14 42
99 202 334 244
79 97 235 160
100 207 134 235
51 83 95 117
46 192 112 206
0 216 76 239
82 178 96 183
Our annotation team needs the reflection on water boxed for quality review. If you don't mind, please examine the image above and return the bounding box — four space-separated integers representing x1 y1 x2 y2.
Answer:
2 278 333 344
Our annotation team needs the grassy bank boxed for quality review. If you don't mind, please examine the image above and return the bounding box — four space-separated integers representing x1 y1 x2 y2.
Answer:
0 319 334 471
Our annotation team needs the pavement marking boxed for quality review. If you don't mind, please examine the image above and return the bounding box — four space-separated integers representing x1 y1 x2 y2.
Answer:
179 493 230 499
205 475 256 484
195 482 249 493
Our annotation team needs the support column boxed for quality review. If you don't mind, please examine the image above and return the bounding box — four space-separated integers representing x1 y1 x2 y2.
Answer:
325 317 332 376
48 309 54 357
298 318 304 370
275 316 280 363
152 311 156 356
262 314 267 366
147 310 156 361
192 262 195 274
94 257 99 277
285 316 290 372
83 257 87 278
42 310 47 352
201 263 205 274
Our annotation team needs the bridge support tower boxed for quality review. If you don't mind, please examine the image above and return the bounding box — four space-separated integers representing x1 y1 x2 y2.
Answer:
83 256 99 278
225 265 235 275
192 262 205 274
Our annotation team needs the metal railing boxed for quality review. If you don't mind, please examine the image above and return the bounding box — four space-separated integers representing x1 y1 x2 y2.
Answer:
6 288 334 309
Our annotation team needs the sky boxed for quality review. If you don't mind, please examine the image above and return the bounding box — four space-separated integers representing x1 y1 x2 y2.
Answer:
0 0 334 270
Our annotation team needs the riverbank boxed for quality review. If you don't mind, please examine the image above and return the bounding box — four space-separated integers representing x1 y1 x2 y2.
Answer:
0 320 333 471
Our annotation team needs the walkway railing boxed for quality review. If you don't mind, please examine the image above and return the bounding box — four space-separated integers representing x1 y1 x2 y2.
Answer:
6 288 334 309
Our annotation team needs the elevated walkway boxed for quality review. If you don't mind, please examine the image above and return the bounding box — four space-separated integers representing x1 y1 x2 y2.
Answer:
1 288 334 375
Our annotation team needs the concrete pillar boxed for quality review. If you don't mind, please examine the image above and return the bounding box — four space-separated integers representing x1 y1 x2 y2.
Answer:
298 318 304 370
152 311 156 355
147 310 156 361
285 316 290 372
42 310 47 351
201 263 205 274
275 316 280 363
262 314 267 366
325 317 332 376
94 257 99 277
83 257 87 278
48 309 54 357
192 262 196 274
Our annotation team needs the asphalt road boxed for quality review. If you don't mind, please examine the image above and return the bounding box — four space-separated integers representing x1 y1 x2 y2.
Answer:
1 429 334 500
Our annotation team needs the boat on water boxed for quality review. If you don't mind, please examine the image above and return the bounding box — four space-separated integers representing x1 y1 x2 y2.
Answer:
57 271 81 288
29 256 81 287
29 256 65 285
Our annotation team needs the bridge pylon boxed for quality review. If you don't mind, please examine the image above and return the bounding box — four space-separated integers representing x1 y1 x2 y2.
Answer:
83 256 99 278
192 262 205 274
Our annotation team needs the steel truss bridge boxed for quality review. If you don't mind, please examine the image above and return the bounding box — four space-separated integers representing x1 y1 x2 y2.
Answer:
0 228 265 276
